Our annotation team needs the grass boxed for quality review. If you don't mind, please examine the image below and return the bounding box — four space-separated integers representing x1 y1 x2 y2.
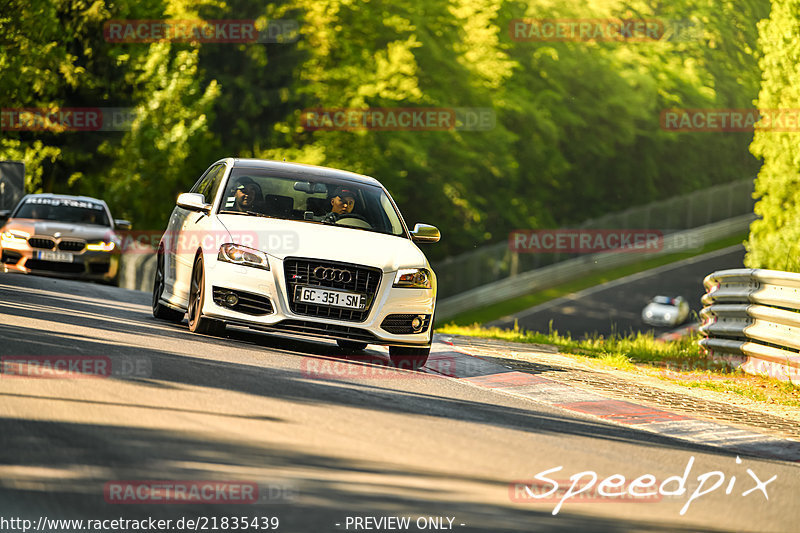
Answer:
440 233 747 327
435 231 800 408
438 322 710 368
437 322 800 408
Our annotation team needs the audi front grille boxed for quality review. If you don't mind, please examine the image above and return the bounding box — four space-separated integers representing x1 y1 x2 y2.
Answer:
283 258 382 322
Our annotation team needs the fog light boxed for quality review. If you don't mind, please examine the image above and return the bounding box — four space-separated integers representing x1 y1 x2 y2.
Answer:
225 293 239 307
411 315 424 333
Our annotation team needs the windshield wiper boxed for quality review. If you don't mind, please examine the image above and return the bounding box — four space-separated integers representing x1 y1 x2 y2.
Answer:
246 211 278 219
219 210 278 219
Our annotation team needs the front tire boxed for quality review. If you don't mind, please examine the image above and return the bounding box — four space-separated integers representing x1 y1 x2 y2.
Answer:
152 250 184 322
188 255 226 336
388 346 430 370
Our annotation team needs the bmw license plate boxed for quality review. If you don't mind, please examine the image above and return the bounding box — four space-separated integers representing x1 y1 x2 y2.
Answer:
296 286 366 310
37 251 74 263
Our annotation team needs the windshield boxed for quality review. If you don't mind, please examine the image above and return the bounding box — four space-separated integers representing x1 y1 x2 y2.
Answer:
14 197 110 227
652 296 675 305
218 169 406 237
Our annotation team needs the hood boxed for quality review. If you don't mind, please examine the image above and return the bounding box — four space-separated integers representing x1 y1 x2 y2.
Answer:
4 218 115 242
217 215 428 272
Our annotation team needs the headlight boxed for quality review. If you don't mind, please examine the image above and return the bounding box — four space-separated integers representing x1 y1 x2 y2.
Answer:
218 243 270 270
1 230 30 243
664 314 672 321
86 241 116 252
393 268 431 289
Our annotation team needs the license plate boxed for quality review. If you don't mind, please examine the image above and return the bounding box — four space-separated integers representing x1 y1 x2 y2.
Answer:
296 286 366 310
37 251 74 262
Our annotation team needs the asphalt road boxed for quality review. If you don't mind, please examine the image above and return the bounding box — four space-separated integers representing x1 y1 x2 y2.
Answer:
1 270 798 532
490 245 746 338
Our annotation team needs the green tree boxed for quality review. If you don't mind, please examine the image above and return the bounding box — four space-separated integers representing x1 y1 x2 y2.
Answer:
746 0 800 270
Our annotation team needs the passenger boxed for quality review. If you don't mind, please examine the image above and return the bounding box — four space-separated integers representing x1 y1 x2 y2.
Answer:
231 177 264 213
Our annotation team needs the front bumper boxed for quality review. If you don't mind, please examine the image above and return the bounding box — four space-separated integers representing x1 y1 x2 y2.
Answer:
194 257 435 347
0 242 119 282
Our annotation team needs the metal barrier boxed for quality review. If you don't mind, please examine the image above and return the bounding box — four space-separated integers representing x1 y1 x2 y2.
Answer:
436 214 754 320
118 245 156 293
433 179 755 299
699 269 800 385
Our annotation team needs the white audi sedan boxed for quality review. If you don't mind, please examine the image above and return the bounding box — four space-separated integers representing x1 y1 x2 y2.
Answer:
152 158 440 369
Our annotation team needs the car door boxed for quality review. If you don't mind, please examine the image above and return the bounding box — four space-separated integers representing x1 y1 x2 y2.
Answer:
166 163 225 305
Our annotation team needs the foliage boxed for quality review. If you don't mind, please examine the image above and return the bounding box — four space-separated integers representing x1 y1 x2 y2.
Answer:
0 0 770 256
746 0 800 270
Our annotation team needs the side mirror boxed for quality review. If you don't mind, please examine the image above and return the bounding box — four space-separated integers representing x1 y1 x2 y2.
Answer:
0 210 10 223
410 223 440 243
114 219 132 231
176 192 211 213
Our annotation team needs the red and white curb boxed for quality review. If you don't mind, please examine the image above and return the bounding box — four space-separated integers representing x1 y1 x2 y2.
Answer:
423 340 800 463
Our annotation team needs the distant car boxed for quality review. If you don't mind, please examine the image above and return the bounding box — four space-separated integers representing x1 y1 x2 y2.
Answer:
641 295 690 327
151 158 440 369
0 194 131 283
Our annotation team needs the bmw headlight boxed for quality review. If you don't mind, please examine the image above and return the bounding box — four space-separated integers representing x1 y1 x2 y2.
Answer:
218 243 270 270
86 241 116 252
1 230 30 243
393 268 432 289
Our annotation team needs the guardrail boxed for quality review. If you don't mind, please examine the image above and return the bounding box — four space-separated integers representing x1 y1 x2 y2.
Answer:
699 268 800 385
433 178 755 299
118 246 157 293
435 213 755 320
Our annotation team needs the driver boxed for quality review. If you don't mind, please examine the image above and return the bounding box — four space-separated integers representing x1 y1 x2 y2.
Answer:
322 186 357 222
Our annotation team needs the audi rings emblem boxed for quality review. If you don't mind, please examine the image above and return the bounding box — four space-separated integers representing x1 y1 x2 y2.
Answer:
313 266 353 283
